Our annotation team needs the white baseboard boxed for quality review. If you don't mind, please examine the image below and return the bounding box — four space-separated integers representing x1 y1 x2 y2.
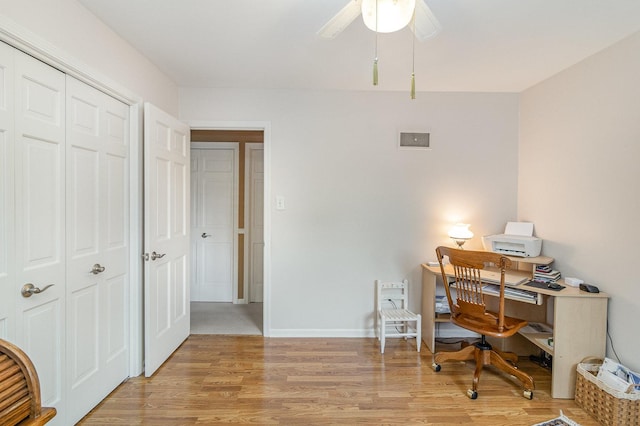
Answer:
255 326 478 340
268 329 376 338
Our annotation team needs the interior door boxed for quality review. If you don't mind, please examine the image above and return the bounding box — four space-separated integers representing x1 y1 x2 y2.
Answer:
191 146 237 302
143 103 190 377
14 47 66 419
65 76 130 423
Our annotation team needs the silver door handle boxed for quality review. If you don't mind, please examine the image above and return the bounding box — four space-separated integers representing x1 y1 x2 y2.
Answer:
91 263 106 274
150 251 166 261
21 283 54 298
201 233 211 238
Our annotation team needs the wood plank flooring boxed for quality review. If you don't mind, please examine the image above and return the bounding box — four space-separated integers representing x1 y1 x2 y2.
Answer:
78 336 598 425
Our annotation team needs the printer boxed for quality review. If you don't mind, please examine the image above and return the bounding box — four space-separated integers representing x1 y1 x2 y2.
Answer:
482 222 542 258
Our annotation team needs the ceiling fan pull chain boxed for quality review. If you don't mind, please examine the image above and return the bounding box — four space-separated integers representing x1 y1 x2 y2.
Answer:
373 0 379 86
373 57 379 86
410 9 416 99
411 72 415 99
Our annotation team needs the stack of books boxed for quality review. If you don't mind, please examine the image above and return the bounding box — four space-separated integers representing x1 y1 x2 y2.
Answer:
534 265 561 283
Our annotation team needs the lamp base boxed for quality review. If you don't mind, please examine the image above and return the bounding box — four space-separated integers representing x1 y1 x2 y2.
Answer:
453 240 466 249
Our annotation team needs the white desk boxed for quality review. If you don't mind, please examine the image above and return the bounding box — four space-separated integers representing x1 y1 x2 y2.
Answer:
421 262 609 399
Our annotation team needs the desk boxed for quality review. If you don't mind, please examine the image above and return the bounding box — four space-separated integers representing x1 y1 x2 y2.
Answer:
421 262 609 399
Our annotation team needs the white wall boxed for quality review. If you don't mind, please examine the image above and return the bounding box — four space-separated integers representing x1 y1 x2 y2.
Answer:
181 88 520 336
520 31 640 371
0 0 178 115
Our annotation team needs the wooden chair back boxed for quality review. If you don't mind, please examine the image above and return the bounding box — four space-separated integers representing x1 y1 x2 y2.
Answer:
0 339 56 426
435 246 513 334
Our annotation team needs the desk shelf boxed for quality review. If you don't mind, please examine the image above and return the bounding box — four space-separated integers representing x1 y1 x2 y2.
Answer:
518 330 554 356
504 254 554 274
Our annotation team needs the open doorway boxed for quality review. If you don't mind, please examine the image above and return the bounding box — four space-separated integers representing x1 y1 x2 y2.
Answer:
189 129 264 335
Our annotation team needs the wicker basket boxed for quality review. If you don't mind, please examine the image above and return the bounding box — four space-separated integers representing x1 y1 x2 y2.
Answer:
575 362 640 426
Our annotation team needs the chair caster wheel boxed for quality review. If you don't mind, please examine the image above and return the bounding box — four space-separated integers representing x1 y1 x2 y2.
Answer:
432 363 441 372
523 390 533 400
467 389 478 399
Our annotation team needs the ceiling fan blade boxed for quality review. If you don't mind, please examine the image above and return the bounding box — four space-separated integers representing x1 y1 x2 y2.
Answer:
412 0 442 41
317 0 363 39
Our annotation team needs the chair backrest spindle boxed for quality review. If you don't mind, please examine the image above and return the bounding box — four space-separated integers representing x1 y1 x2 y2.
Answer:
436 246 512 333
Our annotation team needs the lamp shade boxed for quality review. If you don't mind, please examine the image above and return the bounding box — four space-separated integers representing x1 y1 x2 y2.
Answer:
362 0 417 33
448 223 473 240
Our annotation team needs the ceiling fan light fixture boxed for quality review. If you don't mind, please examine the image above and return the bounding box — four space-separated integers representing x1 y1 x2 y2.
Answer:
362 0 417 33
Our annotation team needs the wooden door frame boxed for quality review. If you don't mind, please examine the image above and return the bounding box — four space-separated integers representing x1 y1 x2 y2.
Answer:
189 137 264 304
188 122 271 336
245 143 264 303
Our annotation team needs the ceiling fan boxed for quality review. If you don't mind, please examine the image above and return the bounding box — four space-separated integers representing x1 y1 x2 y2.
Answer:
318 0 442 41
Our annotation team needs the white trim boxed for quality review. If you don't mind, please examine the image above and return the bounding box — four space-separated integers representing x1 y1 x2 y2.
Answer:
187 120 272 337
128 104 143 376
270 329 377 338
0 16 145 376
188 121 268 131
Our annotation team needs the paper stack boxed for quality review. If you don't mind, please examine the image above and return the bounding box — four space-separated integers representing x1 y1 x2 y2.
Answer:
597 358 640 393
533 265 561 283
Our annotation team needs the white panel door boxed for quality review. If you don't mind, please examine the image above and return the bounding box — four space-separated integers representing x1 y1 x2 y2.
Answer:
65 76 129 424
191 147 237 302
144 103 190 377
247 145 264 303
0 42 14 340
14 49 66 420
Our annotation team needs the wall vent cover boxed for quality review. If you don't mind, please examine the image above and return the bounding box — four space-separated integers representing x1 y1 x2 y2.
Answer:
399 132 430 149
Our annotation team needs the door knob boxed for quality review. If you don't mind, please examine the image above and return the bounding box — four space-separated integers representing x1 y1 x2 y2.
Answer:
91 263 106 274
21 283 54 298
150 251 166 261
201 233 211 238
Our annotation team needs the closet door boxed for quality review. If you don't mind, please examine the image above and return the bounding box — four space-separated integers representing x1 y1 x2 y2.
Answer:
14 49 67 415
0 42 14 339
65 77 129 424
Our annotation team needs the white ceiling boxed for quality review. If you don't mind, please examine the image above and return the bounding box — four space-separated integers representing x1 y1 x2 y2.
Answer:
78 0 640 93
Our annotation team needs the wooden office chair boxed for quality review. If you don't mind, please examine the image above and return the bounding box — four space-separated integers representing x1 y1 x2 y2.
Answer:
0 339 56 425
376 279 421 354
432 246 534 400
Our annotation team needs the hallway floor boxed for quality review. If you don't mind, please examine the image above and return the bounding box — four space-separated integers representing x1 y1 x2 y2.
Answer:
190 302 263 335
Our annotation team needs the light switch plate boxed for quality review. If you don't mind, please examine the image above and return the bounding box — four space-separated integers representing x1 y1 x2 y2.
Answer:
276 196 285 210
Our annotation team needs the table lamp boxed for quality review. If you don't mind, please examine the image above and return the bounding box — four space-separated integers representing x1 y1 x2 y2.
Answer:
448 223 473 249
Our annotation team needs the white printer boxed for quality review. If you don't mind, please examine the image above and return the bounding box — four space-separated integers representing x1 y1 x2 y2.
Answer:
482 222 542 258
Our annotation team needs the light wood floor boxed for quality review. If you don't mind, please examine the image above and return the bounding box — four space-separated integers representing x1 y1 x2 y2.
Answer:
78 336 598 425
